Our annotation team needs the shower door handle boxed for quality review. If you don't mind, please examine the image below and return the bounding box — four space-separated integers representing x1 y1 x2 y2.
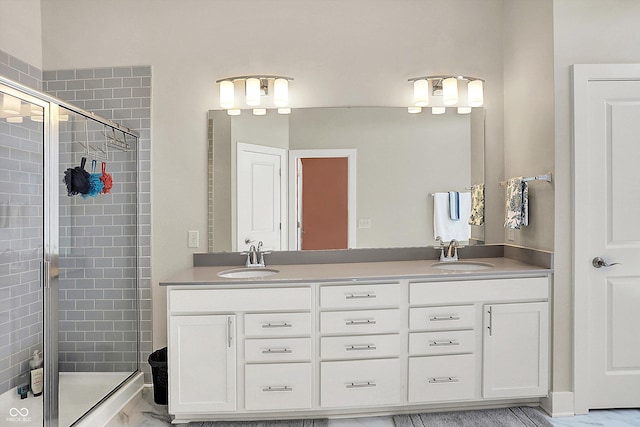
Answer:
41 261 50 289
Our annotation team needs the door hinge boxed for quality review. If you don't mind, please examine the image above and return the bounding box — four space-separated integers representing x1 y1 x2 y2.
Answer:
279 168 281 177
279 222 282 230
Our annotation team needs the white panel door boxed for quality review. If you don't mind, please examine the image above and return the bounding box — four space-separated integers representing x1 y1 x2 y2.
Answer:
483 302 549 399
169 315 236 413
237 143 286 251
574 73 640 410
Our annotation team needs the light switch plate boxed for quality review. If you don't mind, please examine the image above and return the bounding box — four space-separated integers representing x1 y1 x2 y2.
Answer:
507 228 515 241
188 230 199 248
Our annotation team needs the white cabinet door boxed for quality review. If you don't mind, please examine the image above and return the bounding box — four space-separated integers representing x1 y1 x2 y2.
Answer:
169 315 236 413
483 302 548 399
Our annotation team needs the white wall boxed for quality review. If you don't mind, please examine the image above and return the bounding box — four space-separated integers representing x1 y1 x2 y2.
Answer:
0 0 42 68
38 0 505 350
552 0 640 394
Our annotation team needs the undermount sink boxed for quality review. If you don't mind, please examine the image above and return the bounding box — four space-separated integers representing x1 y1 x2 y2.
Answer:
431 261 495 271
217 267 280 279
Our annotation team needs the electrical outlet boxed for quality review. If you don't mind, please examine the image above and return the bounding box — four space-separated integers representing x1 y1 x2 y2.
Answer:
507 228 515 241
188 230 199 248
358 218 372 229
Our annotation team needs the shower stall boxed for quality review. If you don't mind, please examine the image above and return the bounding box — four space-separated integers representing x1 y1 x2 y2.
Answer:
0 76 142 426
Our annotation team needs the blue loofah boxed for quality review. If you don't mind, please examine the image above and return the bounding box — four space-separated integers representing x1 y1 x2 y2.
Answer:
81 160 104 198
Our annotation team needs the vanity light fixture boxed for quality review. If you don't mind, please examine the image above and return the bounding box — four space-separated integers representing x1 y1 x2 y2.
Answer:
217 75 294 115
2 94 21 115
407 75 484 115
442 77 458 105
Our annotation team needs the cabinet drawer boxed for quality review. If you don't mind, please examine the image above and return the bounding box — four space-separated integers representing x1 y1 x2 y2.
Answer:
410 277 549 305
321 334 400 360
409 305 475 331
409 330 475 356
169 287 311 313
245 338 312 363
245 363 311 410
321 359 401 408
245 312 311 337
320 283 400 309
408 354 475 403
321 309 400 335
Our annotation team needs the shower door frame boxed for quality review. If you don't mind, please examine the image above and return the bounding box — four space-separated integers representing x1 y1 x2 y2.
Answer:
1 76 140 427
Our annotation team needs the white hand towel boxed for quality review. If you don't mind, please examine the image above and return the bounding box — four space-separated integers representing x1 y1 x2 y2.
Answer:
434 192 471 241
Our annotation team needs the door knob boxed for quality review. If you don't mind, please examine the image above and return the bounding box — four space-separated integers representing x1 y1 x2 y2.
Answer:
592 257 621 268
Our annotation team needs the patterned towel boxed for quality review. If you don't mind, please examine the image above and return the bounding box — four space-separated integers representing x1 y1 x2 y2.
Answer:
468 183 485 226
505 177 529 229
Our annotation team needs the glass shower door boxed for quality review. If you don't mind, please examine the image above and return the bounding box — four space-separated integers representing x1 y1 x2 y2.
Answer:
0 87 49 426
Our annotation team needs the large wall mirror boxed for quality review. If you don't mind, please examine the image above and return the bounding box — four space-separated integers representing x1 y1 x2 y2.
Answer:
208 107 485 252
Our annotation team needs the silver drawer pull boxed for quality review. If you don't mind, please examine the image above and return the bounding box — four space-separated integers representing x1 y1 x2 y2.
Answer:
429 340 460 347
261 322 292 328
346 293 376 299
262 348 292 354
428 377 459 384
262 386 293 392
346 344 377 351
346 381 376 389
345 319 377 325
429 315 460 322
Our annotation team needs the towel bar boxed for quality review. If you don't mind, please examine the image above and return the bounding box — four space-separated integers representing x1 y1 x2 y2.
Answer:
499 173 552 186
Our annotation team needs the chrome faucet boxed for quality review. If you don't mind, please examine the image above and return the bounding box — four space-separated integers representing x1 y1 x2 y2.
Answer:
434 237 460 262
446 239 459 261
243 239 269 267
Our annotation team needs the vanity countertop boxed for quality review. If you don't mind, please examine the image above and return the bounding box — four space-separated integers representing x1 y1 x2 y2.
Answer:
160 257 552 286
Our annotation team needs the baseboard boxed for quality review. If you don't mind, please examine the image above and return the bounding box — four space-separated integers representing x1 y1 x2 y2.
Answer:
540 391 575 417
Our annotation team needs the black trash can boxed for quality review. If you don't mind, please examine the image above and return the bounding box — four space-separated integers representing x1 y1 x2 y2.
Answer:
148 347 168 405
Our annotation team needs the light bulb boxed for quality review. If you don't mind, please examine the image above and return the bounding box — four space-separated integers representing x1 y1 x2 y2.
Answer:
432 107 446 115
277 108 291 115
407 106 422 114
227 109 241 116
413 79 429 107
274 78 289 107
245 78 261 106
253 108 266 116
443 77 458 106
457 106 471 114
219 80 235 109
468 79 484 107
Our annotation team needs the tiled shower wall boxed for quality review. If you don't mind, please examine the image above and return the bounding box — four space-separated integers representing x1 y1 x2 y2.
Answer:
0 50 42 91
1 49 153 384
43 66 152 382
0 49 45 395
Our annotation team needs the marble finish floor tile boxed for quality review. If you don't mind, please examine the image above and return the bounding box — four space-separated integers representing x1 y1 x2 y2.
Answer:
549 408 640 427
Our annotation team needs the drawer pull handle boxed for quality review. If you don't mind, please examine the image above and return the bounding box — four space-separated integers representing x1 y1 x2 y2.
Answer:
262 322 292 328
346 381 376 389
262 386 293 392
429 315 460 322
262 348 292 354
429 340 460 347
346 293 376 299
345 319 376 325
346 344 377 351
428 377 459 384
